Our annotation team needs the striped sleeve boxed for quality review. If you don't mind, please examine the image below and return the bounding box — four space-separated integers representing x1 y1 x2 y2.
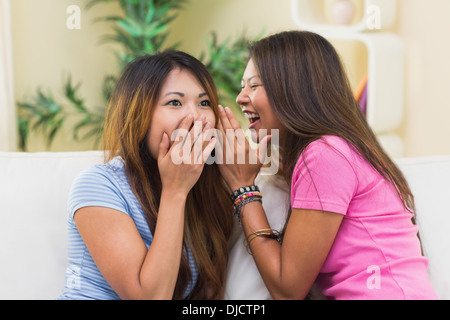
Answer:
68 165 129 221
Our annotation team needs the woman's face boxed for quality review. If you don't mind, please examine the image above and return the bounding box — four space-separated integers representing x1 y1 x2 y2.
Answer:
236 59 283 142
147 68 216 159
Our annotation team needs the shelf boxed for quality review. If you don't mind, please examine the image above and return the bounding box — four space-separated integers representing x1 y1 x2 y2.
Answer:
290 0 398 34
289 0 403 156
331 33 404 134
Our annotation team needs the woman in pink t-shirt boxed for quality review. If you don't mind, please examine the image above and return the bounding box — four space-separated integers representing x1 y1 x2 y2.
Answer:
219 31 437 300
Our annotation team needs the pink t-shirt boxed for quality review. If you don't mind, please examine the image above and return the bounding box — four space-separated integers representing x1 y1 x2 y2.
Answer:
291 136 437 300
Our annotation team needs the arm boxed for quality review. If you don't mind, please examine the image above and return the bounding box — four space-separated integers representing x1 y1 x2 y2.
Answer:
74 190 187 300
238 202 343 300
74 115 215 300
217 107 345 299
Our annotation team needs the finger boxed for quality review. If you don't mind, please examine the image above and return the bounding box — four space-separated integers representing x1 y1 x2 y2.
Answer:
216 117 229 154
158 132 170 163
215 112 232 164
172 114 194 148
220 106 247 147
258 134 272 165
217 115 225 133
184 117 205 162
181 115 206 164
224 106 243 131
217 108 236 146
218 105 233 131
211 124 225 164
178 114 194 132
191 116 207 149
200 121 213 151
219 106 238 148
191 120 209 164
224 107 249 145
200 137 217 164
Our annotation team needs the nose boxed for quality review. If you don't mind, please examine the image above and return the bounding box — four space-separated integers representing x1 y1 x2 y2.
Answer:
236 89 250 110
186 102 199 119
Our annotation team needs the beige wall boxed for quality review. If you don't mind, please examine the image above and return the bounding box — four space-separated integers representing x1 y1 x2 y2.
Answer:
10 0 450 157
394 0 450 157
11 0 121 151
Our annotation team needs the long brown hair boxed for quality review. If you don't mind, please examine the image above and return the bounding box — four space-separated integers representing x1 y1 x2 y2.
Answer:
248 31 416 223
103 50 233 299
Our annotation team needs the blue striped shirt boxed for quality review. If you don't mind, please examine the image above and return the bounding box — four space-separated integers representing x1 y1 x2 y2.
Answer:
58 157 198 300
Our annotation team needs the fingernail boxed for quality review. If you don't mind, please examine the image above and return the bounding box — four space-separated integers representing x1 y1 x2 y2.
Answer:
225 107 231 114
219 105 224 112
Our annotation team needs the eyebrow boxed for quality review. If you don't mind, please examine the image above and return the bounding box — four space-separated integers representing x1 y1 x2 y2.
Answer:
165 92 209 98
242 75 261 82
165 92 184 97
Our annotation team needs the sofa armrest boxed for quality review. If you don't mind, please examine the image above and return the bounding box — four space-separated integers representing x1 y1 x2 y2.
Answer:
396 156 450 300
0 151 103 299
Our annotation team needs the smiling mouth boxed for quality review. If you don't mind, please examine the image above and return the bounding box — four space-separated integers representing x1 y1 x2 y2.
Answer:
244 112 260 125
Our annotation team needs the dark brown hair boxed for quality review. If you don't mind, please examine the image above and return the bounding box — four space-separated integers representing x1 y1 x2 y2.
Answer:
248 31 416 222
103 50 233 299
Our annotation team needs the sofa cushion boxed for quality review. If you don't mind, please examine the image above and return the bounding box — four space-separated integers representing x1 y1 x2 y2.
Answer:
0 151 103 299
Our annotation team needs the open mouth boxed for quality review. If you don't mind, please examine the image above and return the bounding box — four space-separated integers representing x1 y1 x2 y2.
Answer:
244 112 261 125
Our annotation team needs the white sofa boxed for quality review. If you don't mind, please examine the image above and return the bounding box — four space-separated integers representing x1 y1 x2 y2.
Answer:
0 151 449 300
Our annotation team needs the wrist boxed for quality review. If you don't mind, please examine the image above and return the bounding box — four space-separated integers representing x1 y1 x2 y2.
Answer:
231 185 262 222
229 180 256 192
160 188 188 202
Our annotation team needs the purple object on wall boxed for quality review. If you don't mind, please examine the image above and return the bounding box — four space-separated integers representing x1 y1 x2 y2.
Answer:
359 82 367 116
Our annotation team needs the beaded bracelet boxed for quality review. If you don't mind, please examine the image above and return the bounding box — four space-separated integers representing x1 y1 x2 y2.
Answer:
233 191 262 206
233 194 262 221
231 185 260 203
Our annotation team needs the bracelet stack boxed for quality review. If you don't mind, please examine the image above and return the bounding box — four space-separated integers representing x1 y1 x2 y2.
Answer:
231 185 281 255
231 185 262 221
245 228 281 255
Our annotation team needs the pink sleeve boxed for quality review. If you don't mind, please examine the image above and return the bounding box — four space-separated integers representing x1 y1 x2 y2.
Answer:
290 138 358 215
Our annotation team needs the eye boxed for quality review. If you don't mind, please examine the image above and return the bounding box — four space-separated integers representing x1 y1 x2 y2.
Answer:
250 84 262 90
199 100 211 107
167 100 182 107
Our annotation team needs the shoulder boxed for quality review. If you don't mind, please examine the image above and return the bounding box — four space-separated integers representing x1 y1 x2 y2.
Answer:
291 135 360 192
68 157 130 218
294 136 358 173
303 136 356 160
290 136 360 213
73 157 126 188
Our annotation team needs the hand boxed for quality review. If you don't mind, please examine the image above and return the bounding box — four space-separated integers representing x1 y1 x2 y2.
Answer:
157 114 216 197
216 106 271 191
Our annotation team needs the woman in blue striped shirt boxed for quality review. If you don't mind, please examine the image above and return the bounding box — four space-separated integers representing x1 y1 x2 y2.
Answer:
59 51 233 300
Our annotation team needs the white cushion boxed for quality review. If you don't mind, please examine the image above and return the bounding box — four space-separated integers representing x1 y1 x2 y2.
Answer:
0 151 103 299
396 156 450 300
